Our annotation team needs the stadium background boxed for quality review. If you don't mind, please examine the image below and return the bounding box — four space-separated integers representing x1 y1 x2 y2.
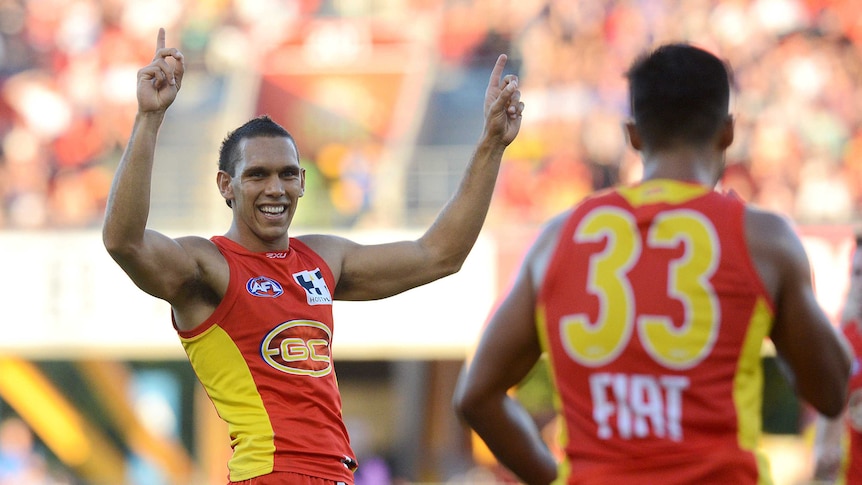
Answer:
0 0 860 483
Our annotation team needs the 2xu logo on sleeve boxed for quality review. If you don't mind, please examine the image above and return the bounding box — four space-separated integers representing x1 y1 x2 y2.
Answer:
246 271 334 377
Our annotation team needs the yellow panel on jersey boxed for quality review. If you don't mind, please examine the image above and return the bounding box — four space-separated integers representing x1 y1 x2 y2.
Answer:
617 179 710 208
536 306 571 485
175 236 355 484
733 297 772 450
180 324 276 481
733 297 774 483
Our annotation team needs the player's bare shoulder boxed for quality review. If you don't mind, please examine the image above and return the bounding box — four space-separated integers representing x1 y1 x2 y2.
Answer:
173 235 230 298
175 235 224 264
743 205 809 299
295 233 352 281
744 206 803 258
526 209 573 291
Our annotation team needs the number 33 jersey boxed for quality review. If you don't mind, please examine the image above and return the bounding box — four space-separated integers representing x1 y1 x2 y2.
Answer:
176 236 355 484
537 179 774 484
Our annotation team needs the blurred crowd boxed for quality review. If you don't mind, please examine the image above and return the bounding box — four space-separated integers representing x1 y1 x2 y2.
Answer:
0 417 71 485
0 0 860 229
476 0 862 225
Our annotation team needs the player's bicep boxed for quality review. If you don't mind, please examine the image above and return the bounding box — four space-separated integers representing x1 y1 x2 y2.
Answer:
768 221 827 349
108 230 203 303
460 214 566 395
766 221 851 416
333 238 451 300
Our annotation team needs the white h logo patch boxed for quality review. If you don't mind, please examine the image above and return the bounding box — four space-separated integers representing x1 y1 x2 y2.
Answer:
293 268 333 305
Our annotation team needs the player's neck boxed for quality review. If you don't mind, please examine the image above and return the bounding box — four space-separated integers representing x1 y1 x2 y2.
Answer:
223 225 291 253
640 149 723 187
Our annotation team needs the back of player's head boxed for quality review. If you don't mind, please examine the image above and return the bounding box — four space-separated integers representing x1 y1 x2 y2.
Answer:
626 43 732 151
218 115 298 177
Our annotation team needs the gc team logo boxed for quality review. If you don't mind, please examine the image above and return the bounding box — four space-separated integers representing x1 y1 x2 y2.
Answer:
247 276 284 298
261 320 332 377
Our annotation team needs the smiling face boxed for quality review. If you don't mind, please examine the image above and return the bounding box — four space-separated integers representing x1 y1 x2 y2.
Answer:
218 136 305 251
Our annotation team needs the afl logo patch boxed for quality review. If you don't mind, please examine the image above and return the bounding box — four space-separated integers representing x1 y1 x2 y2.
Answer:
261 320 332 377
246 276 284 298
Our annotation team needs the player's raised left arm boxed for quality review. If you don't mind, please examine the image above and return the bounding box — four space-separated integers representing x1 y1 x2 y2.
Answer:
323 54 524 301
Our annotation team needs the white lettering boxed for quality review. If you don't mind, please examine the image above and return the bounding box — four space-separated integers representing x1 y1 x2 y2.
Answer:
588 372 689 441
631 374 663 438
660 375 688 440
252 281 272 293
590 373 615 439
612 374 631 439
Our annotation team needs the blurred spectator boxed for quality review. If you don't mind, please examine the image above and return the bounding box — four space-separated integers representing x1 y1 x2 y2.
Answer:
0 417 68 485
0 0 861 229
490 0 862 225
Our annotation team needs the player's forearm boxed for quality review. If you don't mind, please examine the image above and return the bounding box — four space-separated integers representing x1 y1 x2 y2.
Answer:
461 394 557 485
419 135 506 273
792 323 852 418
102 111 165 254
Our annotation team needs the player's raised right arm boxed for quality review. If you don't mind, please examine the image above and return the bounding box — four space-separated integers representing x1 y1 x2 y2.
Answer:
102 28 193 302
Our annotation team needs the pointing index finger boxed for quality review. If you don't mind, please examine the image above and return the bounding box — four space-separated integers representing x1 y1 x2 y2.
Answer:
488 54 508 90
155 28 165 56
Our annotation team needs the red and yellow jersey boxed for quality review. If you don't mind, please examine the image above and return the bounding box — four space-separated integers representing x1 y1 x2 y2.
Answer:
176 236 354 483
537 179 775 484
839 321 862 485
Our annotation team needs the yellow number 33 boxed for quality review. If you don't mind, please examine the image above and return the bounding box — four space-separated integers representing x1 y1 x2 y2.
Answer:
561 207 721 370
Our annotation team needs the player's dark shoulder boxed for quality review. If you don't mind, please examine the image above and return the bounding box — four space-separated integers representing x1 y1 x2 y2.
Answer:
744 205 810 296
743 206 798 254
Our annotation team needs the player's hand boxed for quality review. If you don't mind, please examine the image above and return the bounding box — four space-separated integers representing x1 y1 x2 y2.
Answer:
137 28 185 114
813 445 842 482
483 54 524 146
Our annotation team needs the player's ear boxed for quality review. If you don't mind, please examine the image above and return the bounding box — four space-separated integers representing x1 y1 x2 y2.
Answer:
217 170 234 208
624 121 642 151
718 115 734 150
299 167 306 197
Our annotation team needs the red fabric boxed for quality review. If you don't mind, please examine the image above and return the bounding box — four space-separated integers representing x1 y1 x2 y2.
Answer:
842 322 862 485
538 180 772 484
178 236 354 483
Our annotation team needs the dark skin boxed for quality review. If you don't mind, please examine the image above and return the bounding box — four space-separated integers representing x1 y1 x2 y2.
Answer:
103 28 525 333
454 118 852 485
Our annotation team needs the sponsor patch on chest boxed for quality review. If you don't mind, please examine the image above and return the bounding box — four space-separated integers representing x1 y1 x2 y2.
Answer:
293 268 333 305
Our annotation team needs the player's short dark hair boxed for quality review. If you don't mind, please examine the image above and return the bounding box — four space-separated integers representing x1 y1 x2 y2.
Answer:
626 43 732 150
218 115 298 177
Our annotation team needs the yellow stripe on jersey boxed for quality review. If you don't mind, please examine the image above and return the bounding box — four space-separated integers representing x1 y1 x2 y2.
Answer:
180 325 275 481
733 297 774 484
617 179 710 208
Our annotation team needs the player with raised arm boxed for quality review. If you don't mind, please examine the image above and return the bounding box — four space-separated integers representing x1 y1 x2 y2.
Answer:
103 28 523 485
